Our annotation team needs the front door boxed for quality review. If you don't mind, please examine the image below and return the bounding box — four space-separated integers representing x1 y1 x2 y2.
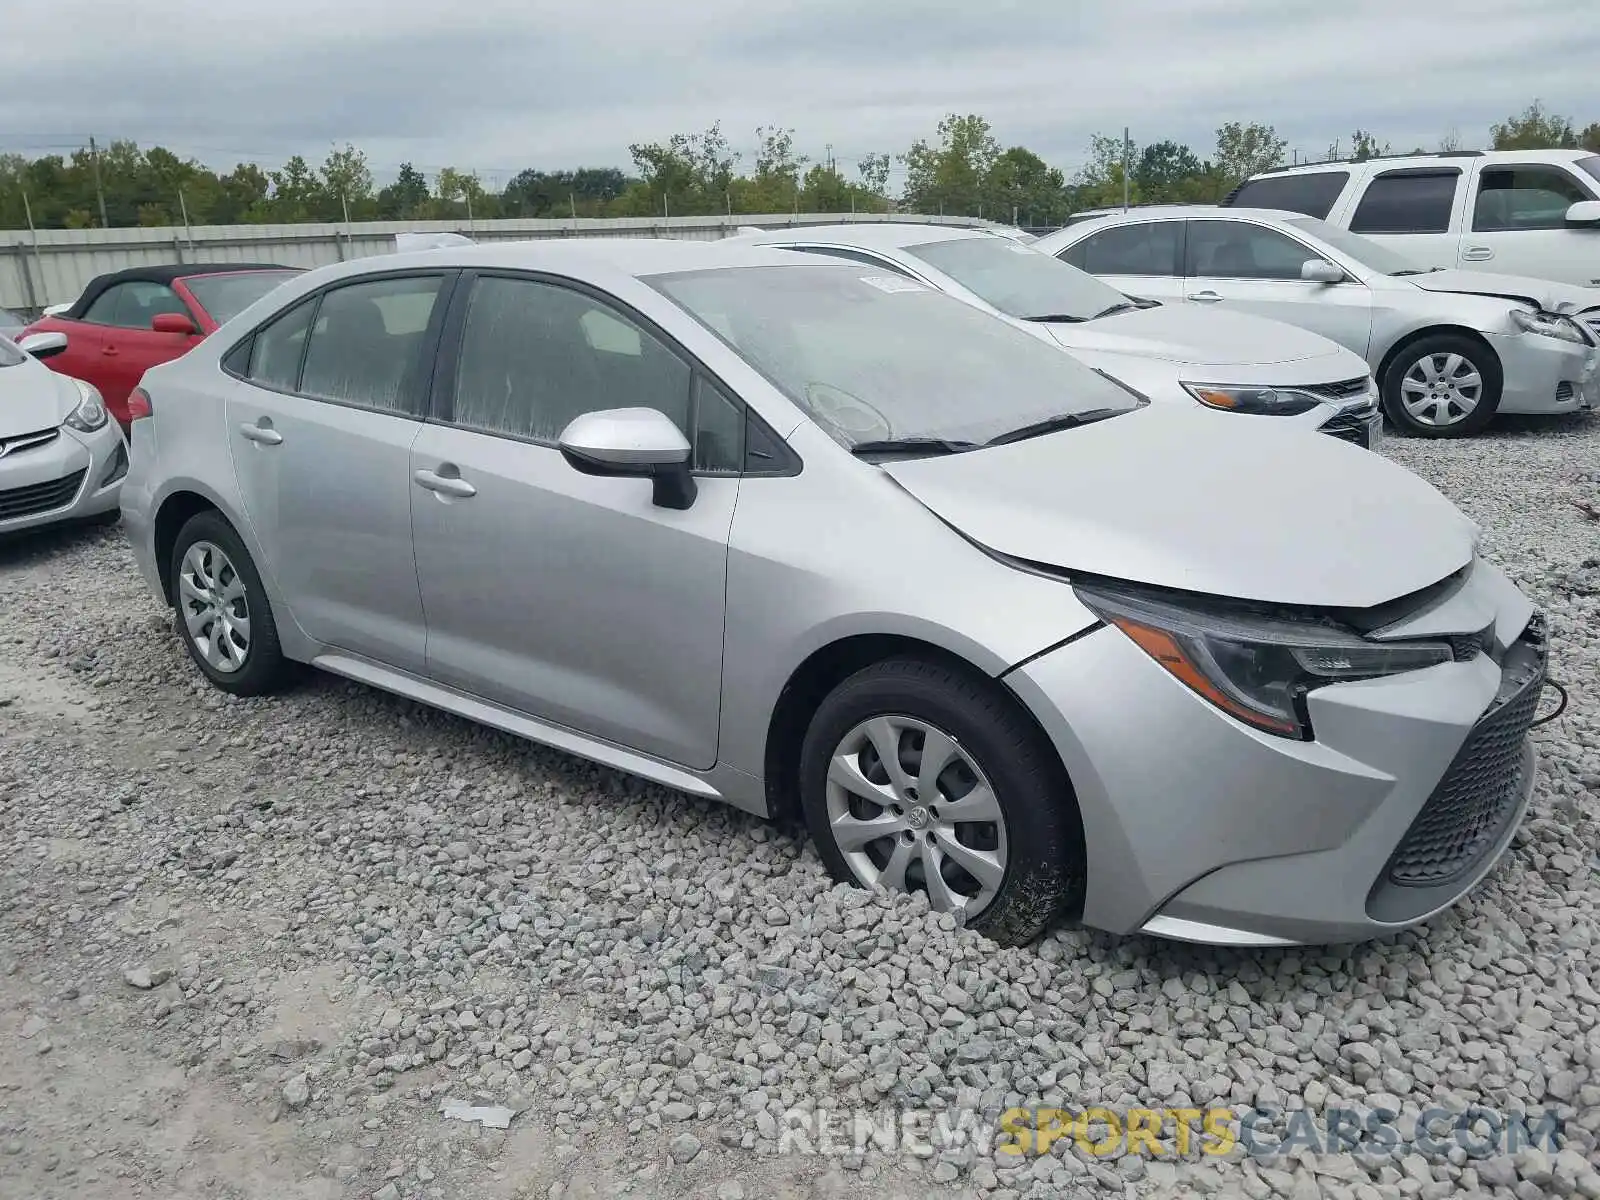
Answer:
410 273 737 770
1182 218 1375 357
1459 161 1600 287
222 272 454 673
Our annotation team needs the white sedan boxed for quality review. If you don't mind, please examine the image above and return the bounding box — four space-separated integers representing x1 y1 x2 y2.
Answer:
0 331 127 535
720 223 1383 448
1034 207 1600 437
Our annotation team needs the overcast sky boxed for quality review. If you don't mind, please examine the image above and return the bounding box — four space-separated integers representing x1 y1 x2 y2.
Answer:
2 0 1596 188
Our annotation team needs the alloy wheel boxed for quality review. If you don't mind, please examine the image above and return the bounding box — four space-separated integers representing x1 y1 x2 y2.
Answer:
1400 351 1483 428
824 714 1008 918
178 540 251 673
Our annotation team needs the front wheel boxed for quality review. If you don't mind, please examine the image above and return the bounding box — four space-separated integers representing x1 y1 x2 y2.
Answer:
1381 333 1502 438
798 656 1084 947
168 511 291 695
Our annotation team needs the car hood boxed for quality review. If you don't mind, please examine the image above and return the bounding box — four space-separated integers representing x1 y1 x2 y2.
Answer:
1404 269 1600 314
881 406 1475 609
1041 304 1348 366
0 361 75 438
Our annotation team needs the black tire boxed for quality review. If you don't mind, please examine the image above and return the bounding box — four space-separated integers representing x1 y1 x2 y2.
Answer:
1380 332 1502 438
168 510 291 696
798 656 1084 947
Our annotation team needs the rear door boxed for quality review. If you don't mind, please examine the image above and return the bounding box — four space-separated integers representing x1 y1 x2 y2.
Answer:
223 271 455 672
1459 159 1600 285
1342 166 1466 272
1182 217 1374 355
1054 219 1186 303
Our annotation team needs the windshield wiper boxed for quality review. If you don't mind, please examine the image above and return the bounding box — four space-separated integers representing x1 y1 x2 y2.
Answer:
983 407 1124 447
1022 312 1089 323
850 437 980 458
1089 302 1138 319
1390 267 1444 276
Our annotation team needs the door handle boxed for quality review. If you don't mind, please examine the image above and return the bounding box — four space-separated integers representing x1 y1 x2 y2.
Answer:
238 422 283 445
101 346 118 356
1462 246 1494 261
1187 291 1223 303
413 468 477 498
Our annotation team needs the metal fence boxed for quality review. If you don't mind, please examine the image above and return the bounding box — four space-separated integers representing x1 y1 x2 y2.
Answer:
0 213 1006 312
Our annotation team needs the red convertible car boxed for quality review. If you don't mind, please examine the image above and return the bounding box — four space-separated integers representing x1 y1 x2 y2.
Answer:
24 263 301 432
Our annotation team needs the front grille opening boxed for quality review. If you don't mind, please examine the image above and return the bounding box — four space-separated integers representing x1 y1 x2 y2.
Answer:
1556 381 1575 404
0 468 86 521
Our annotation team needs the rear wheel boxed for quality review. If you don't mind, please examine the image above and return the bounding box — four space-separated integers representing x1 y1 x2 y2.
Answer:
798 656 1083 947
168 511 291 695
1381 333 1501 437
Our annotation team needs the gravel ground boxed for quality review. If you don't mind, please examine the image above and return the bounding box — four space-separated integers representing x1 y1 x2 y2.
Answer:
2 412 1598 1200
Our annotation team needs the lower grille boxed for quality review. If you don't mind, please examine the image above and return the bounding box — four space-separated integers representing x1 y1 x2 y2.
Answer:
1320 405 1379 446
0 468 85 521
1556 381 1575 403
1385 616 1546 888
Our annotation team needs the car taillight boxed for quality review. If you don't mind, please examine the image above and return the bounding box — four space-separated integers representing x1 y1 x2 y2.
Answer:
127 388 153 421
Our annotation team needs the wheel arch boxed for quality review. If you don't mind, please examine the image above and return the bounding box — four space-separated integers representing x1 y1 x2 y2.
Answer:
1375 325 1502 395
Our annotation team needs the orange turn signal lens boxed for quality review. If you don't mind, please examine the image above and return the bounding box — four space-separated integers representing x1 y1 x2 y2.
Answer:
1110 616 1301 737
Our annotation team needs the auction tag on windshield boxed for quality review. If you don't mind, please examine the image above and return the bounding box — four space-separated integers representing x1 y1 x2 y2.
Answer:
858 274 927 294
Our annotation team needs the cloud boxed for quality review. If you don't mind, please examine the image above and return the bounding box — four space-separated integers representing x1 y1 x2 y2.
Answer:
1 0 1595 185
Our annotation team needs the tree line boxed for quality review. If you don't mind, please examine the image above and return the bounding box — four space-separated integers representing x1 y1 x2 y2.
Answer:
2 101 1596 232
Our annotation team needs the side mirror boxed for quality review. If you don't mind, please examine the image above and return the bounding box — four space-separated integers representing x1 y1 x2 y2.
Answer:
1301 259 1345 284
1564 200 1600 226
151 312 199 335
558 407 696 510
17 331 68 360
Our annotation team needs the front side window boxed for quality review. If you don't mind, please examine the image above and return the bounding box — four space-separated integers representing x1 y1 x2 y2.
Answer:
1186 220 1324 280
650 264 1139 450
298 275 445 413
453 276 693 445
1473 165 1596 232
1282 217 1424 276
1062 222 1182 277
904 235 1133 320
1349 172 1458 234
82 281 188 328
1225 171 1351 219
182 270 301 325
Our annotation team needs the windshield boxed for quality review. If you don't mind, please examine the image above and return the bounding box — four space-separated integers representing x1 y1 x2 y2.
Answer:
182 270 300 324
902 236 1131 321
649 263 1139 450
1283 217 1427 276
0 334 26 368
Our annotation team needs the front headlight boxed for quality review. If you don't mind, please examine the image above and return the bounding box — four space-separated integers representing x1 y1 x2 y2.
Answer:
1075 584 1454 739
1180 382 1324 416
63 379 108 433
1510 308 1586 344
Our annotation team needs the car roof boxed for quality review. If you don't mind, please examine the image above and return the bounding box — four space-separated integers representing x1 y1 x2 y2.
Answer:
337 236 867 279
64 262 301 320
1058 205 1306 226
721 222 999 250
1249 148 1595 178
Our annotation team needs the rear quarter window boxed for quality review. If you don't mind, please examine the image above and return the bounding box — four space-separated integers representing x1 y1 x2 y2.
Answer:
1224 171 1351 219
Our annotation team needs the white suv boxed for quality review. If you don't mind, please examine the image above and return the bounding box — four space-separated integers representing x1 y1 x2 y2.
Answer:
1222 150 1600 287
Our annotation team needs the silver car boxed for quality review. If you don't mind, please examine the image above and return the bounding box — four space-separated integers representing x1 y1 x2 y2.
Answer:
1034 207 1600 437
120 239 1549 948
0 331 127 535
721 223 1383 448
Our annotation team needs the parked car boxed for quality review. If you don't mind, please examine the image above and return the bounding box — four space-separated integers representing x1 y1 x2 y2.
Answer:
24 263 302 433
1034 207 1600 437
121 238 1549 949
1220 150 1600 288
721 223 1382 447
0 331 127 536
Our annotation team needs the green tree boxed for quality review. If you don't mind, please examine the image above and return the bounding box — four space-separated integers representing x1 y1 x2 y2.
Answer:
376 162 431 219
901 113 1000 215
1580 122 1600 154
1349 129 1390 161
1491 101 1578 149
983 146 1068 225
1213 122 1287 190
856 153 892 207
1071 133 1139 210
1134 140 1209 203
322 144 375 218
266 156 325 221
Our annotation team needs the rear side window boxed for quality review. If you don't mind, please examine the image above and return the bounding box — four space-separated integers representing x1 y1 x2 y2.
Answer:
1473 165 1596 232
1062 222 1182 276
1349 172 1458 234
298 275 446 414
1224 171 1350 219
246 297 318 391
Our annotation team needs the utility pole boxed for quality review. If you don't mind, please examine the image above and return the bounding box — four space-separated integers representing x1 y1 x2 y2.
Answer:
1122 126 1131 211
570 192 577 219
89 136 109 228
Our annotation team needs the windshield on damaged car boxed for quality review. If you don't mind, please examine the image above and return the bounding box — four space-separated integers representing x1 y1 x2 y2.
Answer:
650 263 1140 456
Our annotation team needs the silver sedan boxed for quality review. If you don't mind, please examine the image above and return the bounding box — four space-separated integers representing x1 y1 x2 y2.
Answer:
1035 207 1600 436
120 238 1547 947
0 331 126 536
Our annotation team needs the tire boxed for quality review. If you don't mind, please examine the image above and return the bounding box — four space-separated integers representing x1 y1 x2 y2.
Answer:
798 656 1084 947
168 510 291 696
1380 333 1502 438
